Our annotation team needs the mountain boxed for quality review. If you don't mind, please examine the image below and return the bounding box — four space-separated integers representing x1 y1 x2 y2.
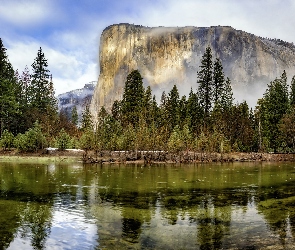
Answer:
58 82 96 122
90 23 295 118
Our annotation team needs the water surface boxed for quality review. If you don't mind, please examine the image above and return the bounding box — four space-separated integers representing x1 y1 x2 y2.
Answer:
1 162 295 249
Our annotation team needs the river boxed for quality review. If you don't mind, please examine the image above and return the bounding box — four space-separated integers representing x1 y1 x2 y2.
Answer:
1 161 295 249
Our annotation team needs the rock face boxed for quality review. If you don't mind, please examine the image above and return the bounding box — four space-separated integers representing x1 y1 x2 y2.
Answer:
58 82 96 123
90 23 295 118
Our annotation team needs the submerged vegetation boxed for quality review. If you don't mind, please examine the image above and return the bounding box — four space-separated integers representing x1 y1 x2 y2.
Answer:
1 38 295 155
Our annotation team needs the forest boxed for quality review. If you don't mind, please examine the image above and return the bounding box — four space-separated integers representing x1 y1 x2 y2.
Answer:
1 37 295 154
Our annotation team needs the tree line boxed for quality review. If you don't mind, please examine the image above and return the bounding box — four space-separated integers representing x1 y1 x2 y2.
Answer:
1 38 295 154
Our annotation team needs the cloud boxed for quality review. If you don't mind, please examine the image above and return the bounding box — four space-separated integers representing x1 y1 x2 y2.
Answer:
2 0 295 100
0 0 54 28
135 0 295 43
6 38 98 95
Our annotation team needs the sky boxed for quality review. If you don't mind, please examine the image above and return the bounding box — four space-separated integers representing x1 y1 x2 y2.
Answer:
1 0 295 96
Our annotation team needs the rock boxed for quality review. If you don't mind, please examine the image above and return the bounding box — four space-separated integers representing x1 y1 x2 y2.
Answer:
90 23 295 120
58 83 96 124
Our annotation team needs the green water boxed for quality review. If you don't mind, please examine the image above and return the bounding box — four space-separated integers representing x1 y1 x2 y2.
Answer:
1 162 295 249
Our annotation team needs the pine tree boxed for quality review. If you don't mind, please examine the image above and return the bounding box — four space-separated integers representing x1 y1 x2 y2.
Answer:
220 77 234 110
290 75 295 106
142 86 153 125
29 47 57 114
261 71 289 152
0 38 20 136
16 66 31 133
197 47 213 119
71 106 78 126
166 85 180 131
186 88 203 134
212 58 225 105
81 104 93 131
121 70 145 126
111 100 122 122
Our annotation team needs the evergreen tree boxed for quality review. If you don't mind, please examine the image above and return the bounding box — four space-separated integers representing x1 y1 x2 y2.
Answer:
17 66 31 133
186 88 203 134
111 100 122 122
142 86 153 125
71 106 78 126
197 47 213 119
290 75 295 106
0 38 20 136
261 71 289 152
178 95 187 127
212 58 225 105
81 104 93 131
279 106 295 152
121 70 145 126
220 77 234 110
166 85 180 131
29 47 57 115
230 101 254 152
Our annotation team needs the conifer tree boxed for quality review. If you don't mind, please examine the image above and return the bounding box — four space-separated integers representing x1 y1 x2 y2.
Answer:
29 47 56 110
186 88 203 134
290 75 295 106
166 85 180 131
71 106 78 126
81 104 93 131
111 100 122 122
121 70 144 126
220 77 234 110
212 58 225 105
142 86 153 125
0 38 19 136
261 71 289 152
197 47 213 119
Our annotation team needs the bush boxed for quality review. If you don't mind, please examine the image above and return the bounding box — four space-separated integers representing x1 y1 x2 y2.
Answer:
0 130 14 150
79 129 94 153
14 121 47 152
55 129 71 150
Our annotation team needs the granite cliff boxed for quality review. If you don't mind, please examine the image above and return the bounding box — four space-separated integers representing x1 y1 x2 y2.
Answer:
90 23 295 117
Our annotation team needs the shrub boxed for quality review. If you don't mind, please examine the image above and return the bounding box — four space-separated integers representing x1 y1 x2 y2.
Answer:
14 121 47 152
79 129 94 153
55 129 71 150
0 130 14 150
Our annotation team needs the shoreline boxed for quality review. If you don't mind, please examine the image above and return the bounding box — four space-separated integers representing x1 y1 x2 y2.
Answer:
1 150 295 164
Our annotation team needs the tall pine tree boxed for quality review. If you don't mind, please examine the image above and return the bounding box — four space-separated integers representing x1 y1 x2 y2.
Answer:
121 69 145 126
0 38 20 136
290 75 295 106
261 71 289 152
28 47 57 130
212 58 225 105
197 47 213 119
29 47 56 111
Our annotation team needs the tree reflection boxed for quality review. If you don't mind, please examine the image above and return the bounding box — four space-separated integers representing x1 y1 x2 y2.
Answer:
0 200 24 248
122 218 142 243
19 203 53 249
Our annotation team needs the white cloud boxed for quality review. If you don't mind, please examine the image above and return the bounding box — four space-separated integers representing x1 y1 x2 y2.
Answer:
0 0 54 27
136 0 295 43
3 0 295 99
54 63 97 95
6 39 98 96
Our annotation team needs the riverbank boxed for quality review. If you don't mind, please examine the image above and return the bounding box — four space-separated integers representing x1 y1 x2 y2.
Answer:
82 151 295 164
0 148 84 163
1 149 295 164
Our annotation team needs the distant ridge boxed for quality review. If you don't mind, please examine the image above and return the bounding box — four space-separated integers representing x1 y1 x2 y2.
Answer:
58 82 96 123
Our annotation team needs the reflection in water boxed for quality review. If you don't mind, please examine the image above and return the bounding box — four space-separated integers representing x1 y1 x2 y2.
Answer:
1 162 295 249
